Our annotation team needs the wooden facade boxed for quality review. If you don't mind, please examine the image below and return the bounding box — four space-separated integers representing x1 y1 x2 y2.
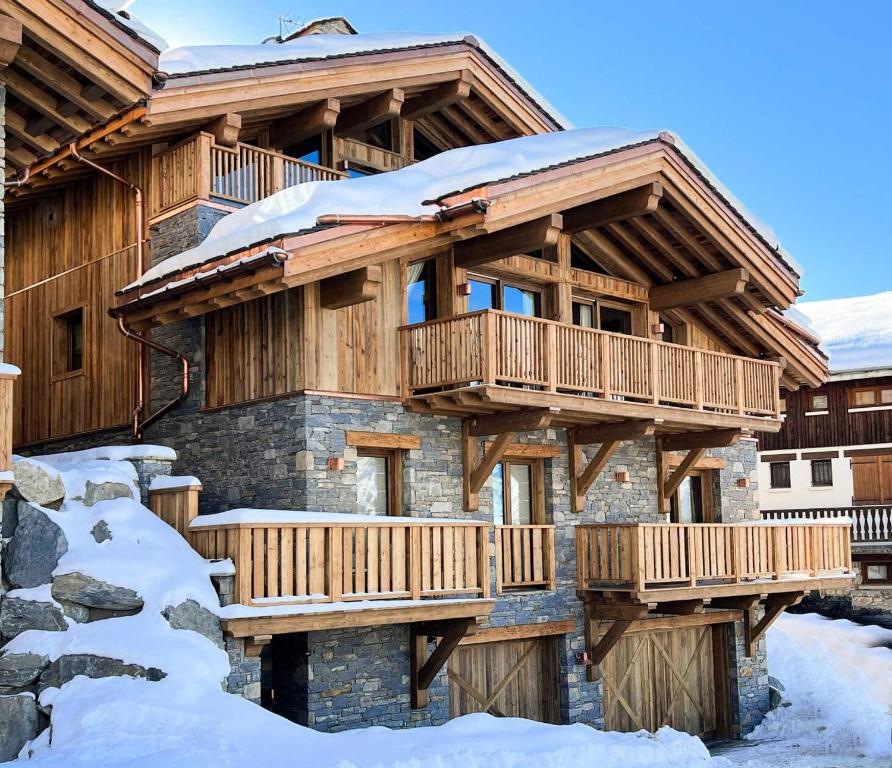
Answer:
759 375 892 451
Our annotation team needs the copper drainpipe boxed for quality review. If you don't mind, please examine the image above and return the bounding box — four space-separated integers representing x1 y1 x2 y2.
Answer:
68 143 189 439
3 168 30 188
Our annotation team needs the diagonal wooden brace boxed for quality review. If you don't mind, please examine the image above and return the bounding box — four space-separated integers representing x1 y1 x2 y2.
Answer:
745 592 803 657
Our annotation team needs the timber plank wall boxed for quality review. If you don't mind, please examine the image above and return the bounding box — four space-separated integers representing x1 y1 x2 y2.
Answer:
758 376 892 451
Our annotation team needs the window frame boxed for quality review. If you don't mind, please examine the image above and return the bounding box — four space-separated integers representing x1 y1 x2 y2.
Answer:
405 257 438 325
51 305 86 381
493 457 545 526
849 384 892 410
861 560 892 585
571 295 635 336
769 461 792 489
807 391 829 413
669 469 716 524
467 274 545 318
355 446 403 517
810 459 833 487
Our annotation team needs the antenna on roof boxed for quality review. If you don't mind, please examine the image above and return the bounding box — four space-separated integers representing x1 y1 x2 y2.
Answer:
278 15 300 40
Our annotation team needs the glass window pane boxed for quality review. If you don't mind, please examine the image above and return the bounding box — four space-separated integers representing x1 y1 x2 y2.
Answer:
356 456 388 516
509 464 533 525
599 305 633 335
866 564 888 581
407 259 436 324
573 302 594 328
811 394 828 410
882 389 892 404
811 459 833 487
770 462 791 489
676 477 694 524
468 279 496 311
502 285 541 317
854 390 875 406
492 463 505 526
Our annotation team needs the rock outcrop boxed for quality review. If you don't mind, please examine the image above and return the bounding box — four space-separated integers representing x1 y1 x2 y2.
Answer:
0 652 49 694
38 654 165 693
163 599 224 648
10 459 65 509
5 504 67 589
0 597 67 641
82 481 133 507
51 573 143 622
0 693 39 762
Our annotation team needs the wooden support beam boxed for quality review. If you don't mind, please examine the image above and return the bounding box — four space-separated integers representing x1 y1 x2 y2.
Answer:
2 67 91 134
662 429 742 452
245 634 272 657
649 268 750 311
411 617 475 708
5 109 58 154
662 447 707 504
203 112 242 147
318 265 383 310
574 419 656 445
583 601 650 680
270 98 340 147
656 599 707 615
463 419 516 511
402 72 472 120
746 593 803 657
467 407 554 437
453 214 563 269
0 14 21 68
708 595 763 612
562 182 663 234
337 88 404 137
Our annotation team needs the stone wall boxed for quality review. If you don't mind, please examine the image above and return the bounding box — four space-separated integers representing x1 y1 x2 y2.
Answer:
149 205 228 267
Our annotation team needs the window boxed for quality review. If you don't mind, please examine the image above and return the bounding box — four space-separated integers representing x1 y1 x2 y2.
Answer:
53 307 84 376
808 392 828 412
356 448 402 516
492 459 543 525
811 459 833 487
282 135 322 165
467 277 542 317
850 385 892 409
670 471 716 524
406 258 437 324
660 320 675 344
572 298 634 335
862 560 891 584
769 461 791 489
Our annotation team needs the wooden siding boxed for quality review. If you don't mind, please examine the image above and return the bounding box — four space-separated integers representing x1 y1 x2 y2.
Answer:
206 261 401 408
852 454 892 505
759 376 892 451
5 152 148 445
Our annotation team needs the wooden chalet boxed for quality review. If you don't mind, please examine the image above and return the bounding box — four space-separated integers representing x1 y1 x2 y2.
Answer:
4 6 853 740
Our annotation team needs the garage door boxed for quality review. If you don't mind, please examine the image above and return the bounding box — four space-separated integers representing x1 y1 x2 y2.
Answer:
448 637 560 723
602 624 728 738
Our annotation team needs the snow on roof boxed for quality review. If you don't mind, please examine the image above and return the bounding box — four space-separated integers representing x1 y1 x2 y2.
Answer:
784 290 892 374
90 1 168 53
190 509 480 529
126 127 797 293
157 32 567 128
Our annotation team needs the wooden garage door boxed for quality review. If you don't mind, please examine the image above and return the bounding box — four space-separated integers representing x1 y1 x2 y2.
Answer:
449 637 560 723
602 624 728 738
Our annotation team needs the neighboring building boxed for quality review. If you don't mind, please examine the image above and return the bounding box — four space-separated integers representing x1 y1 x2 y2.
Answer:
758 291 892 622
4 5 854 742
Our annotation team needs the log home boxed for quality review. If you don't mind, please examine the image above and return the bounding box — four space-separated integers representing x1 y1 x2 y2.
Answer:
5 7 853 740
758 291 892 623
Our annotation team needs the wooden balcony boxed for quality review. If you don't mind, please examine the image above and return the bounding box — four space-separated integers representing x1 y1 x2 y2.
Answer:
400 310 783 433
0 368 18 500
149 133 347 220
763 507 892 547
494 524 556 592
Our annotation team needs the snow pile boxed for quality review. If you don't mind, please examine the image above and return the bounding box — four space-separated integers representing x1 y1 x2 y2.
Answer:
784 291 892 373
92 0 168 52
743 613 892 761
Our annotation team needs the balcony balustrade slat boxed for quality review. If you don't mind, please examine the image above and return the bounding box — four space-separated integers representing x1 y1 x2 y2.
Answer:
400 311 780 418
494 525 556 592
762 506 892 543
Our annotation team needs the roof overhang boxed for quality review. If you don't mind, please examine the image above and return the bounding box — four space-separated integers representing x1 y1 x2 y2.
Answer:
113 136 827 387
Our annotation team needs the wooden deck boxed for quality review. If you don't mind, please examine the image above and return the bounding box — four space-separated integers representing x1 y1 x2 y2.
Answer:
400 310 783 433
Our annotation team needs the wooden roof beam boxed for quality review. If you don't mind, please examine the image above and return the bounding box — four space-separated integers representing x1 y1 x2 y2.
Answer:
203 112 242 148
574 419 657 445
269 98 340 147
0 13 21 68
453 213 563 269
651 208 724 272
440 104 490 145
603 221 675 283
576 229 653 287
318 265 382 310
402 71 472 121
336 88 404 137
649 268 750 311
5 109 58 154
7 143 37 168
627 216 701 279
562 182 663 234
3 67 91 134
467 408 555 437
14 45 115 121
662 429 741 452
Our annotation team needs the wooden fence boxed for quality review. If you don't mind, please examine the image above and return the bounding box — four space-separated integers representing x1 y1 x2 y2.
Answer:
763 507 892 543
189 517 491 607
494 524 556 592
148 479 202 538
400 310 781 418
577 522 852 591
0 370 16 494
149 133 346 219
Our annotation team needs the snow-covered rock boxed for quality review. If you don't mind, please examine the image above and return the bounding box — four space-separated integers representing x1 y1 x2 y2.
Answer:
38 653 165 694
162 599 224 649
82 480 134 507
0 652 48 692
51 573 143 622
0 596 67 641
5 504 68 589
0 692 39 761
10 459 65 508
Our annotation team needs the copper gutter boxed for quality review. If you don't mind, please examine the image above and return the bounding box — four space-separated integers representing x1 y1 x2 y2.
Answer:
68 142 189 440
3 168 30 188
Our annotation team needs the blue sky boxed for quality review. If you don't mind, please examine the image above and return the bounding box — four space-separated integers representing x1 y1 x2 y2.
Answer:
133 0 891 302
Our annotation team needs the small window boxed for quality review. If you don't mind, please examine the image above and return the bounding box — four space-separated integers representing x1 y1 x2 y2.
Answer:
467 277 542 318
502 285 541 317
808 392 828 411
492 459 543 525
53 307 84 376
572 298 634 335
769 461 791 489
599 305 633 335
406 258 437 324
356 448 402 516
850 385 892 409
468 278 498 312
660 320 675 344
811 459 833 487
863 562 891 584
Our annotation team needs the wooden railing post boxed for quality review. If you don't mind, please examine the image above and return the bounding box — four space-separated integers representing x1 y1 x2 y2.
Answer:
545 526 557 591
686 526 697 586
0 371 16 482
650 341 660 404
482 312 498 385
771 525 783 580
631 525 646 591
409 525 422 600
328 526 343 602
771 362 782 419
546 322 557 392
693 350 704 410
735 358 745 415
576 526 588 588
196 133 213 200
494 527 504 593
399 329 410 397
731 525 742 583
600 333 612 399
478 524 491 598
237 528 252 604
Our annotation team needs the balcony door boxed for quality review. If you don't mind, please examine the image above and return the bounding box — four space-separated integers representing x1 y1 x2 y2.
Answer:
670 471 716 524
468 277 542 317
572 298 633 335
491 459 545 525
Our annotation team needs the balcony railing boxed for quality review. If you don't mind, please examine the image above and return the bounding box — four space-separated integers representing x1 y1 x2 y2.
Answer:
0 368 16 498
763 507 892 544
149 133 346 219
189 514 490 607
577 522 852 592
400 310 781 419
494 524 556 592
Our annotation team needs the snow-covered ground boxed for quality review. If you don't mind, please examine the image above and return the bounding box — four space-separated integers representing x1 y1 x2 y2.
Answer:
7 451 891 767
